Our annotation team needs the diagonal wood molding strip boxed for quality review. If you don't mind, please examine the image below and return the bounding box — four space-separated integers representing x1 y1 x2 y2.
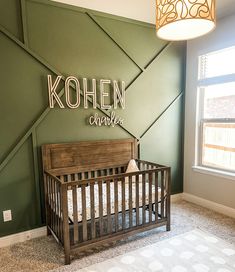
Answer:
31 129 42 220
140 92 183 139
87 11 171 91
127 43 172 92
0 86 64 172
20 0 28 45
86 12 145 72
144 42 171 70
124 42 171 91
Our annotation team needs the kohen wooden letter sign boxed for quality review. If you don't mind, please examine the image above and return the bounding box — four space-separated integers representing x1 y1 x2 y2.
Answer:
47 75 126 127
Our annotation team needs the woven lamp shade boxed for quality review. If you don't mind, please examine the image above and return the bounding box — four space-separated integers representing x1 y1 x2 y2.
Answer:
156 0 216 41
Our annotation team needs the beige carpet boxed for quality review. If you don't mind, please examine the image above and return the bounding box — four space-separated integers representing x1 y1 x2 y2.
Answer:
76 229 235 272
0 200 235 272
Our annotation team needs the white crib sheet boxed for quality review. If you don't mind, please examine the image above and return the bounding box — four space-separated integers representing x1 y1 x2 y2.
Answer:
67 182 163 222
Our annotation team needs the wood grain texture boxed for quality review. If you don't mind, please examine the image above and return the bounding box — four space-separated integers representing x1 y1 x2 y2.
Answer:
42 138 137 174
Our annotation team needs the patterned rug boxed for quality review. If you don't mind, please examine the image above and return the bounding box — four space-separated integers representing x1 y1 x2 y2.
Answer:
77 229 235 272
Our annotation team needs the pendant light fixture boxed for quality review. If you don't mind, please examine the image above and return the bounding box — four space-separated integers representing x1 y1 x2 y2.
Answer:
156 0 216 41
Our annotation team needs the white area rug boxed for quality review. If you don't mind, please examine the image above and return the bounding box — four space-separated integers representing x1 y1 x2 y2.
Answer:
77 229 235 272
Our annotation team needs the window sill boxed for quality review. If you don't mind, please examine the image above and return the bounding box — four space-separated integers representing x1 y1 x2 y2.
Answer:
192 166 235 181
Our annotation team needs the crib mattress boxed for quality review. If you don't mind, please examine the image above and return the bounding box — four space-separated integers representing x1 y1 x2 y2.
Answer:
67 182 163 222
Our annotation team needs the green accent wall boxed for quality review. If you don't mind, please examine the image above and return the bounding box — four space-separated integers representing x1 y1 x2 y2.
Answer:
0 0 23 41
0 0 186 237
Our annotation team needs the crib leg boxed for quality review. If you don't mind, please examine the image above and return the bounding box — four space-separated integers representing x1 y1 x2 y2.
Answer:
166 216 171 231
166 168 171 232
166 200 171 231
47 226 51 236
153 203 159 215
64 250 71 265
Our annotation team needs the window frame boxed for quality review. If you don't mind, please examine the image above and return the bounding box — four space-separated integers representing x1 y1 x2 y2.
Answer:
199 118 235 173
196 47 235 176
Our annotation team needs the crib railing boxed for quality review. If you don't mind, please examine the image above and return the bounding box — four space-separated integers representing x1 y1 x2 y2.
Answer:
44 160 171 264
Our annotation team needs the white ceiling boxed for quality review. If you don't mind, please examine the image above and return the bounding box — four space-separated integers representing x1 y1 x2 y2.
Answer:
52 0 235 24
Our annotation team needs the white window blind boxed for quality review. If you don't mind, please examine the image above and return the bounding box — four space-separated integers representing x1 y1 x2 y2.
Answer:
197 46 235 173
199 46 235 80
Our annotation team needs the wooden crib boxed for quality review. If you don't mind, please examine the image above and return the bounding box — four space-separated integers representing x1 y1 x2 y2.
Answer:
42 139 171 264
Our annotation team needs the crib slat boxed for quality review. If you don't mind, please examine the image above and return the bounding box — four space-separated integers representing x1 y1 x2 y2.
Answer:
72 185 79 243
98 181 103 236
106 180 111 233
50 178 55 232
88 171 91 179
59 185 63 241
81 184 87 241
49 177 52 231
161 171 165 218
166 169 171 231
164 170 167 219
142 173 146 224
121 178 125 229
46 176 51 230
81 172 85 180
155 171 159 223
50 178 54 232
54 180 57 235
61 184 70 264
94 171 98 178
129 176 133 228
114 179 118 232
56 181 60 236
90 183 95 239
54 180 58 236
136 175 139 226
149 173 153 223
56 181 60 238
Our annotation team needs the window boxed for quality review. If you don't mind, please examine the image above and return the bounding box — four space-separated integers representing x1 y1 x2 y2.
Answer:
197 46 235 174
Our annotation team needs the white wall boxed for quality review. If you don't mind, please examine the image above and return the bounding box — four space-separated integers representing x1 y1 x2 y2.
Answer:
51 0 235 23
184 14 235 209
52 0 156 24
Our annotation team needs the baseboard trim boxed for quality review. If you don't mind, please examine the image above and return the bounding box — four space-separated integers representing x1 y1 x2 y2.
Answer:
1 192 215 248
0 193 183 248
0 226 47 248
183 193 235 219
171 193 183 202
